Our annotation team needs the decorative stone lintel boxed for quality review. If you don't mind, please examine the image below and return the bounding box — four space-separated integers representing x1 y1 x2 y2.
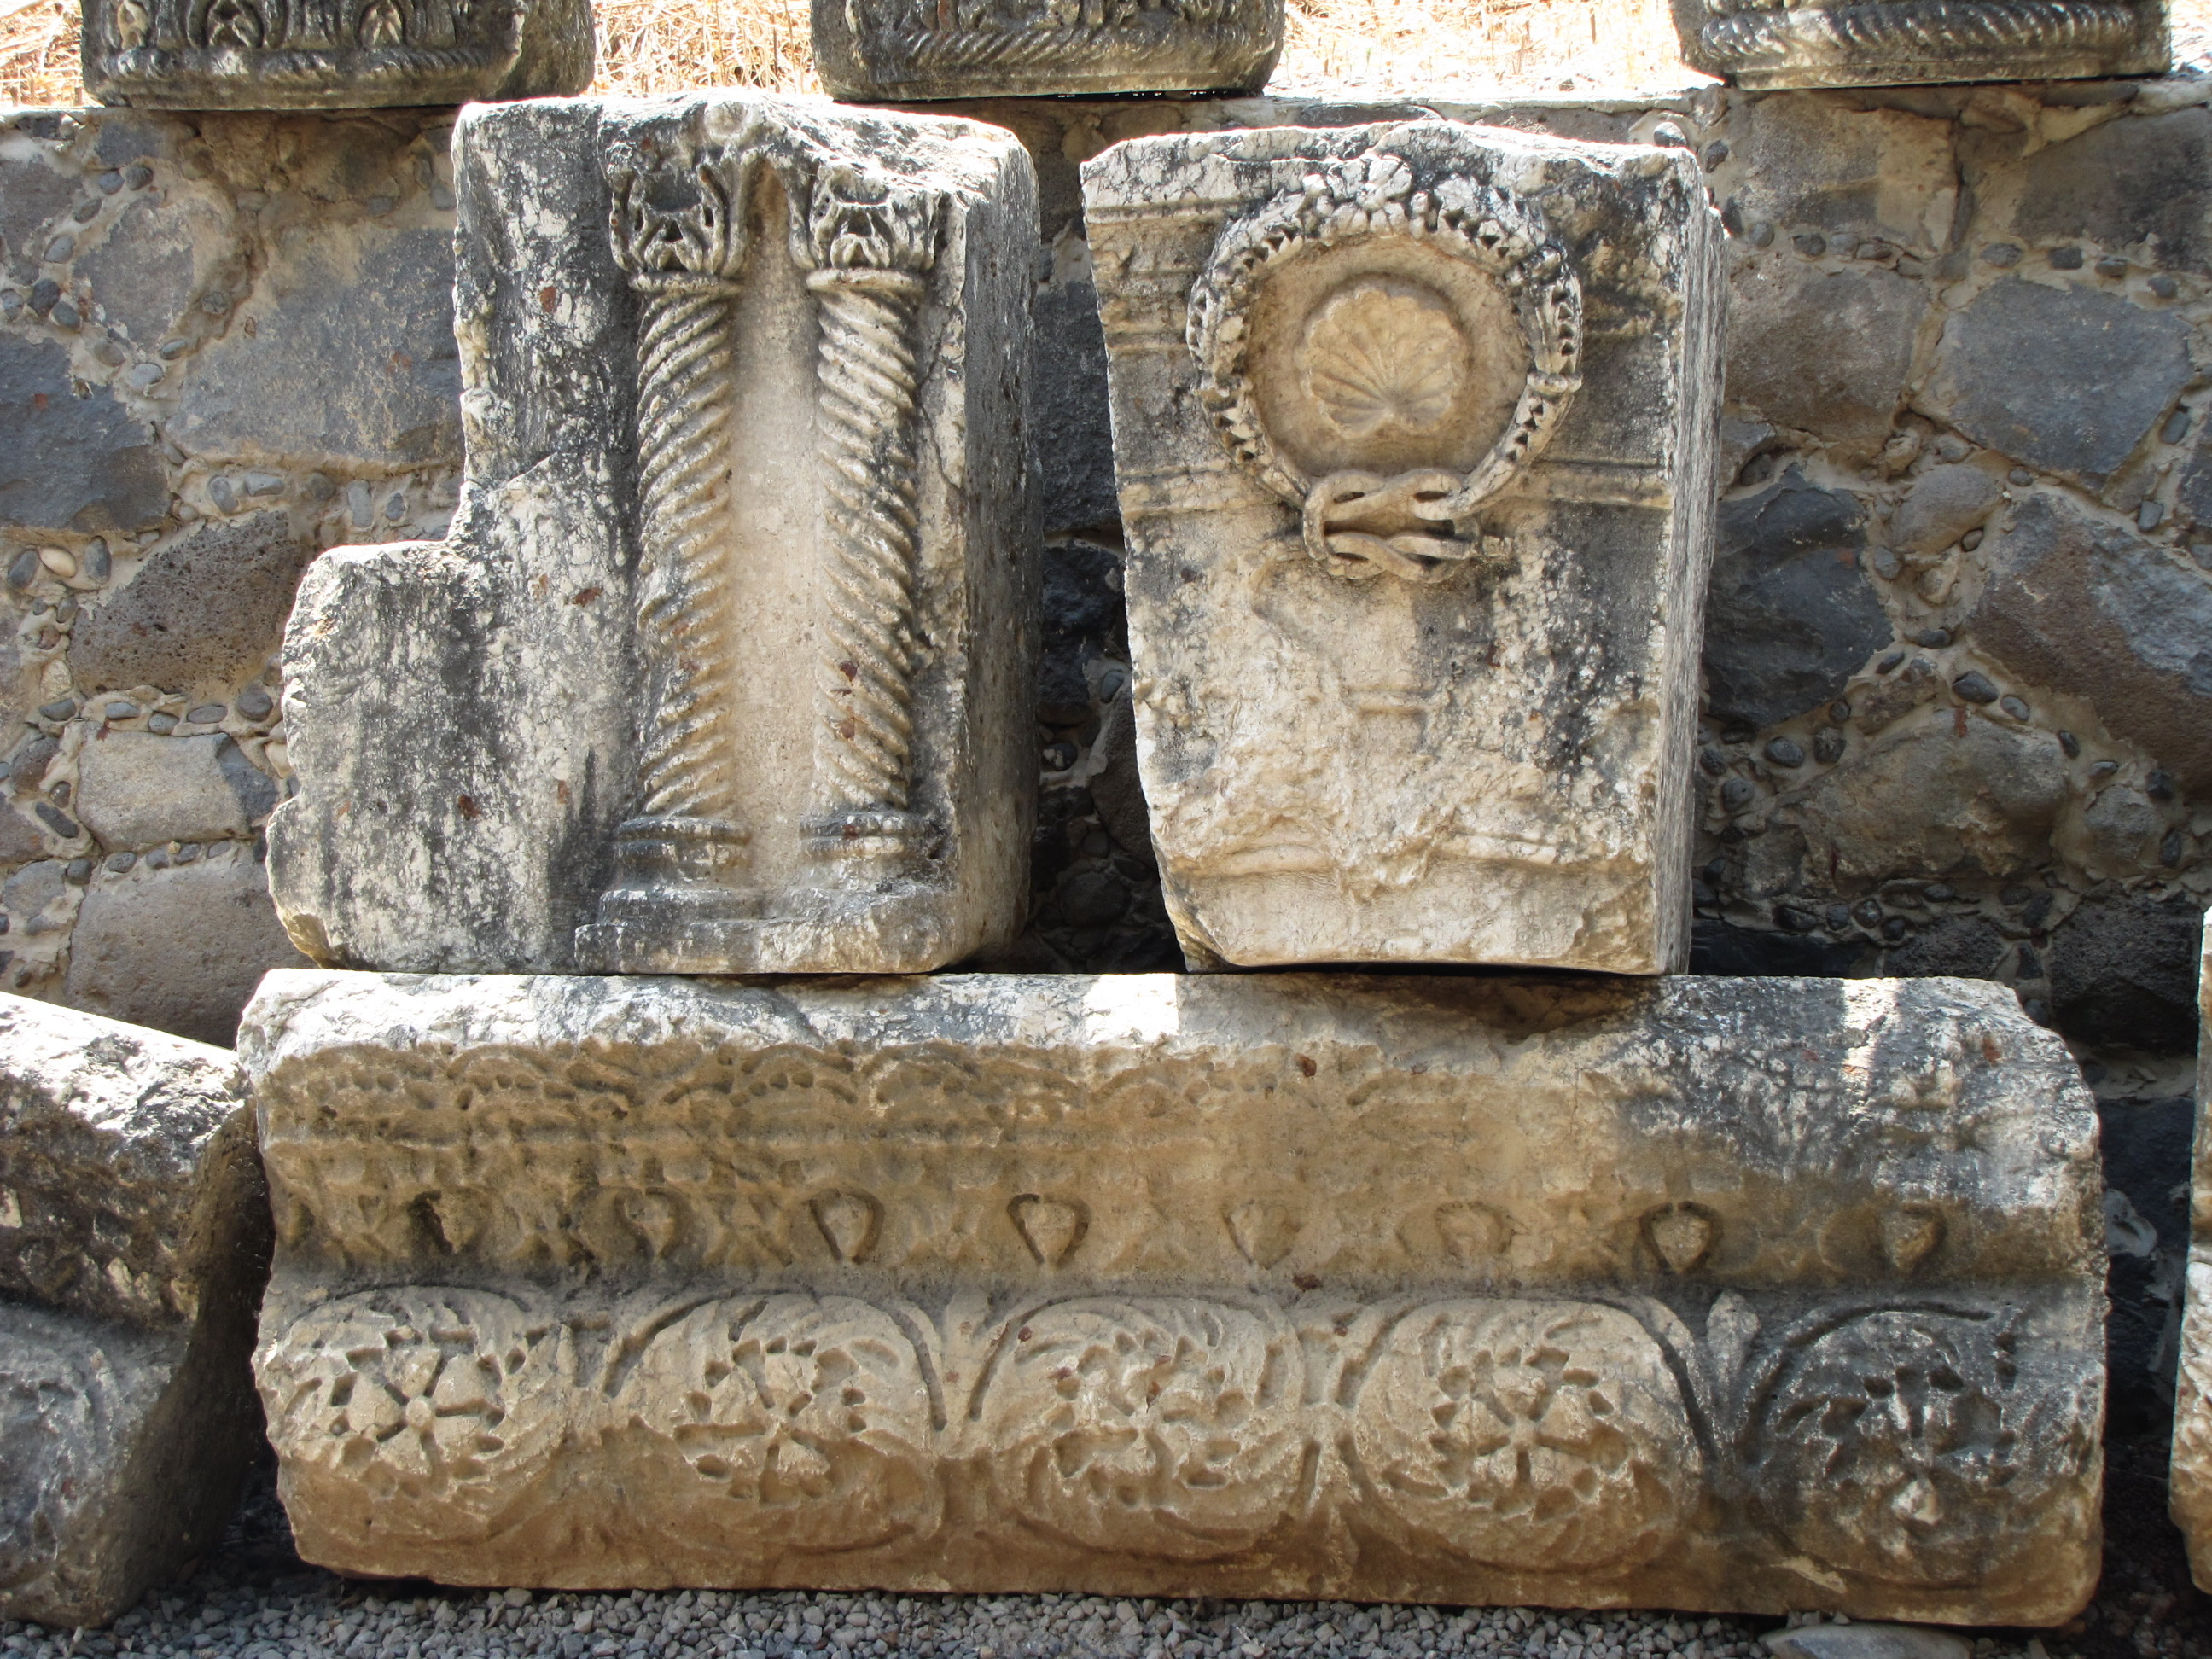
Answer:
812 0 1283 101
82 0 594 109
246 969 2102 1621
1669 0 2168 90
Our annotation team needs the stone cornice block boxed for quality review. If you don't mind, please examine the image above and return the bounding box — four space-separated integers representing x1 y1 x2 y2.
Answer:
82 0 593 108
1670 0 2168 90
0 994 271 1627
1083 122 1725 974
245 969 2101 1621
265 96 1040 975
812 0 1283 102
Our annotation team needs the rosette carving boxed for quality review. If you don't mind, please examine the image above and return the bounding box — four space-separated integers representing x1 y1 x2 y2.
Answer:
1349 1300 1697 1568
1187 148 1582 583
624 1293 940 1552
1743 1307 2098 1587
257 1288 565 1533
976 1297 1306 1557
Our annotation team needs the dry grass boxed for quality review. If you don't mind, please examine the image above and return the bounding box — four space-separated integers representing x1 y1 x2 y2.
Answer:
5 0 2211 120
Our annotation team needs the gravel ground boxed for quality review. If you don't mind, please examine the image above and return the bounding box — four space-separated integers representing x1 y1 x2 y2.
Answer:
5 1441 2207 1659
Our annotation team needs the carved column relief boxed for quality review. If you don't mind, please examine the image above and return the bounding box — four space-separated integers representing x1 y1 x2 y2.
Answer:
597 148 765 923
797 169 946 877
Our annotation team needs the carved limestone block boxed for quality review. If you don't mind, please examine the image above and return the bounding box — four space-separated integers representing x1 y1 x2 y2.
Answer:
1081 123 1725 975
243 968 2104 1620
2169 911 2212 1586
266 96 1039 975
1670 0 2167 90
82 0 592 108
0 994 271 1627
812 0 1282 102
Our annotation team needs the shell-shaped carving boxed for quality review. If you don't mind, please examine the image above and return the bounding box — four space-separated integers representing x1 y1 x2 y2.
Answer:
1297 278 1469 440
977 1297 1305 1557
1350 1300 1699 1569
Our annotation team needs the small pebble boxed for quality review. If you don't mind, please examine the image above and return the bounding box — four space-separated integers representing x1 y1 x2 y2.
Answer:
148 713 178 734
2163 829 2189 867
1877 651 1906 674
2091 759 2120 778
1703 140 1730 170
1749 221 1774 247
0 290 18 321
1952 672 2000 704
27 278 58 316
104 851 133 872
125 362 164 389
2139 501 2165 530
2150 273 2179 298
103 700 139 721
97 168 123 194
1870 547 1901 579
64 857 90 884
2010 467 2034 486
1853 899 1883 927
1813 728 1845 765
208 475 238 513
1720 777 1756 812
1999 695 2029 719
386 491 410 521
5 550 38 591
1960 527 1983 551
201 288 231 315
186 703 226 724
173 841 201 864
245 471 286 498
81 538 110 582
126 164 153 189
2058 729 2081 757
46 300 74 329
43 234 73 262
1824 905 1853 931
1914 627 1951 649
2096 255 2129 278
1794 232 1826 258
1935 434 1970 462
1827 701 1850 724
2163 408 2192 445
37 698 74 721
1981 242 2021 267
1924 882 1955 902
2148 768 2175 800
2047 245 2083 270
1764 736 1805 768
236 684 276 720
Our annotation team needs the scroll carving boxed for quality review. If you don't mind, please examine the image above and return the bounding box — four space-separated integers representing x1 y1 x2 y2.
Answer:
259 1283 2099 1598
822 0 1284 97
1187 148 1583 584
795 167 946 874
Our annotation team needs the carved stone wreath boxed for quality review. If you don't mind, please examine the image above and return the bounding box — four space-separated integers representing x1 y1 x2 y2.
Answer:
1187 149 1583 584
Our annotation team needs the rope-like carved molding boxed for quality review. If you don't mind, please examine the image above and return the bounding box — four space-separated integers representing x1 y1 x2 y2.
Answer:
794 164 946 871
1187 149 1582 585
604 142 765 893
1697 0 2142 73
855 0 1278 79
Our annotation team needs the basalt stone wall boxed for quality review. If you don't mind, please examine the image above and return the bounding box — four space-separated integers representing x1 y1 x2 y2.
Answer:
0 106 464 1045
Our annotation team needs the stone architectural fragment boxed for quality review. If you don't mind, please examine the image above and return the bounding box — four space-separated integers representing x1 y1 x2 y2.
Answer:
812 0 1281 101
0 994 269 1627
267 96 1039 975
82 0 592 109
1671 0 2168 90
246 968 2100 1620
2168 912 2212 1586
1083 122 1723 973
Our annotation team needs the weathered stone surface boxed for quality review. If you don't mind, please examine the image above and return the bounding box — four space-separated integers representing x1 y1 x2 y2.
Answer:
69 512 319 699
64 847 311 1046
814 0 1280 101
1705 469 1889 730
1763 1627 1970 1659
1084 122 1723 974
82 0 592 109
269 96 1039 978
2101 1093 2192 1438
0 993 269 1626
1924 281 2190 485
1034 280 1119 534
246 968 2101 1620
1889 463 2002 559
1674 0 2168 88
2168 915 2212 1586
0 333 166 535
75 733 261 848
2048 888 2203 1056
1725 265 1925 463
1966 493 2212 795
